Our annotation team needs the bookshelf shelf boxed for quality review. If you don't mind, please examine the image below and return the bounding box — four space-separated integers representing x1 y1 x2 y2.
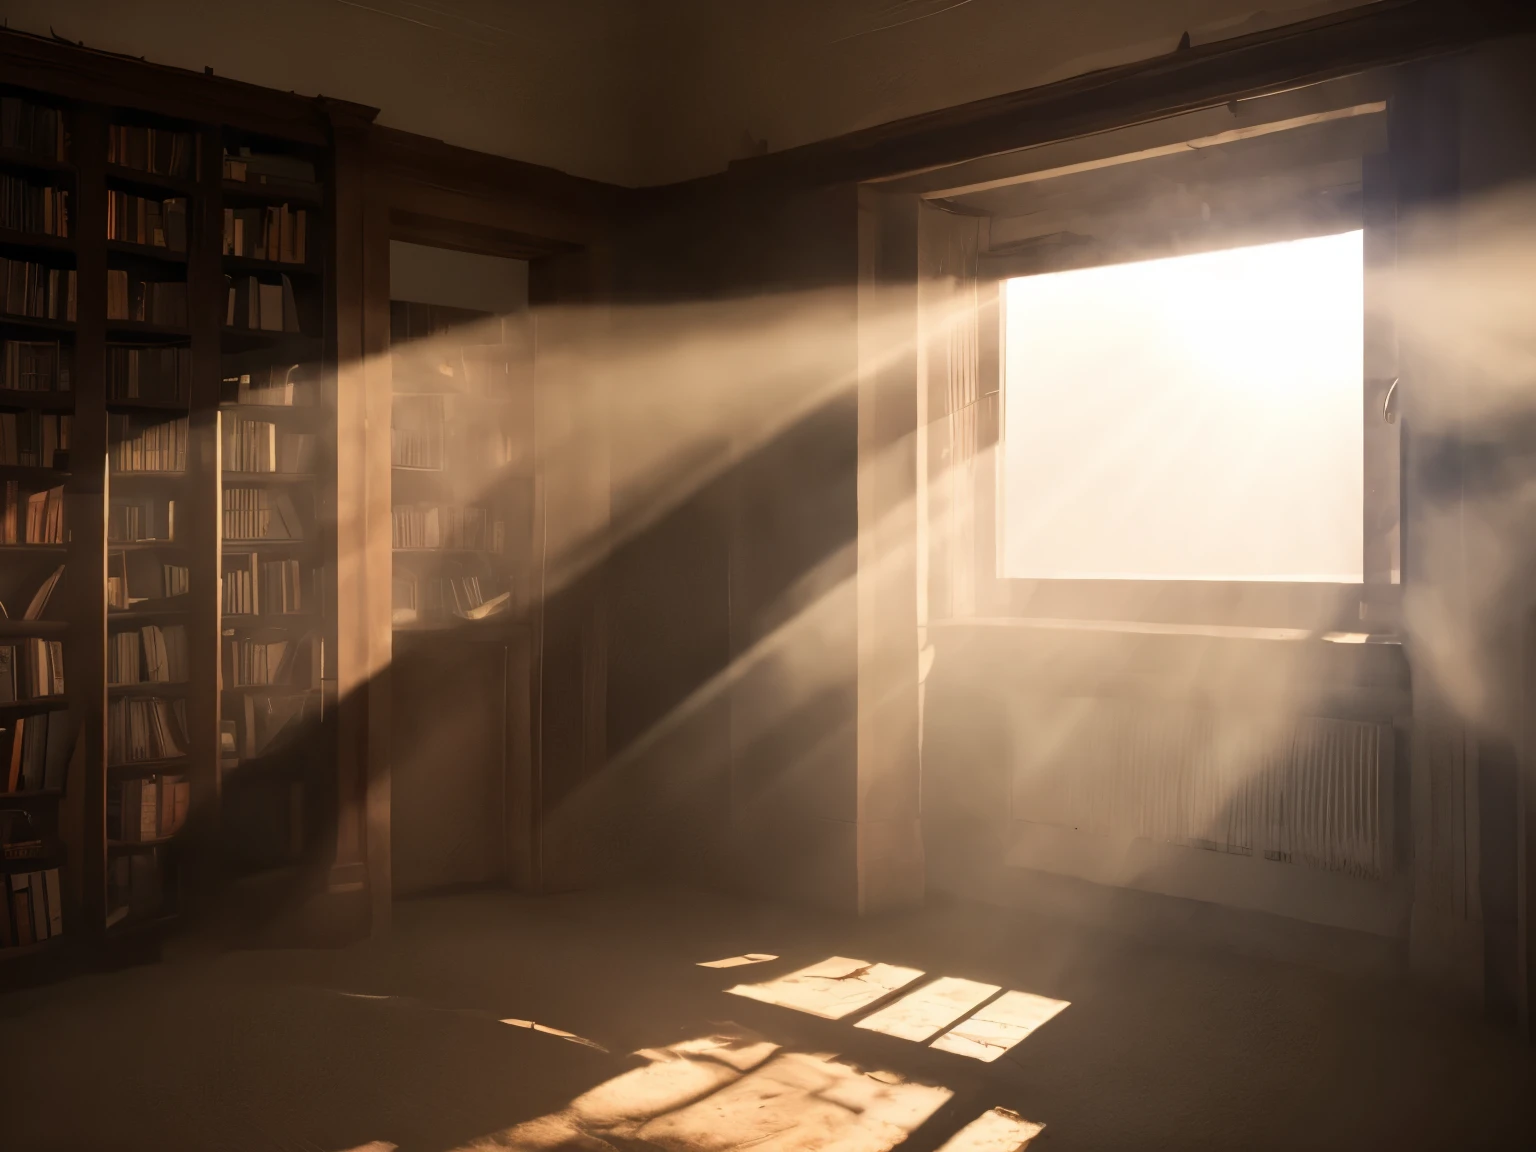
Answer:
107 837 180 853
108 682 190 697
221 177 322 206
0 464 70 481
0 148 74 176
106 399 190 413
221 471 318 483
0 699 68 720
0 789 63 802
0 544 69 553
0 316 75 335
104 164 195 195
223 255 319 276
0 389 73 412
105 321 192 340
108 757 190 776
0 227 73 253
0 620 68 637
109 605 192 623
220 328 321 354
106 239 188 264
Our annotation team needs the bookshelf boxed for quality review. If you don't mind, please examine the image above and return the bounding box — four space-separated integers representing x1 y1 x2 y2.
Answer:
386 249 535 894
0 75 343 978
388 301 533 636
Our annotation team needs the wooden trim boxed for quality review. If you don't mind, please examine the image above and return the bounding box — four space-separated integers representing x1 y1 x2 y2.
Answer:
389 210 580 262
0 28 376 145
368 126 620 217
695 0 1536 193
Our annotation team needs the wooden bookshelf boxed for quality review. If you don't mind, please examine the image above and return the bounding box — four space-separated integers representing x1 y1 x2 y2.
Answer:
388 302 533 636
1 72 346 978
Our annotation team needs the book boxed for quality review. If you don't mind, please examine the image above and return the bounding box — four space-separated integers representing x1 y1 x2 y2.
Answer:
0 412 70 467
107 124 194 177
108 774 189 842
2 340 71 391
109 414 188 472
224 274 301 333
0 645 13 703
8 709 71 791
107 345 190 403
106 270 188 326
0 257 75 321
107 695 188 764
0 174 69 237
20 637 64 697
106 192 187 251
19 485 66 543
22 565 64 620
0 97 67 161
222 147 318 191
108 495 175 543
222 487 304 540
222 204 308 263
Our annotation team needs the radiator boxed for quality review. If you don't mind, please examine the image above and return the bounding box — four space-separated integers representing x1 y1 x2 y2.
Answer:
1010 700 1393 880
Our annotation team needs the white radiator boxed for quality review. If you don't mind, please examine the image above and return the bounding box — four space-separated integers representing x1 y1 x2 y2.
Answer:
1010 700 1393 880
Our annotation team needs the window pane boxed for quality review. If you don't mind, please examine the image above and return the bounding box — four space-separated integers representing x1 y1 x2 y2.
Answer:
1001 231 1364 583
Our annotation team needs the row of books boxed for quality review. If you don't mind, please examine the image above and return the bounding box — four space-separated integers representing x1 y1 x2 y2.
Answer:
222 692 316 762
391 572 510 625
391 504 502 552
222 364 308 407
1 869 63 950
108 552 189 609
390 394 445 469
106 191 187 252
0 175 68 237
108 124 194 178
0 638 64 700
107 495 175 543
2 339 70 392
0 259 75 322
223 487 304 541
222 554 308 616
108 624 188 686
223 418 314 473
1 482 66 544
109 413 187 472
223 205 308 264
108 694 187 764
2 709 72 792
223 147 318 191
106 853 165 929
226 274 300 333
1 98 66 161
0 412 69 468
108 345 190 403
108 774 190 843
106 271 187 327
222 632 321 689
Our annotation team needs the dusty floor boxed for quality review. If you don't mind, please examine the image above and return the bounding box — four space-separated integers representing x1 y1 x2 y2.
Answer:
2 885 1533 1151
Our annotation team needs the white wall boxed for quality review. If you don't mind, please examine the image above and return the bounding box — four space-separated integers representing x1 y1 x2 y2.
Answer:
2 0 1379 186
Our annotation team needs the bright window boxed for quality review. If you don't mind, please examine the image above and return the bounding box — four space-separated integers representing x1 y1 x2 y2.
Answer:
1001 230 1364 583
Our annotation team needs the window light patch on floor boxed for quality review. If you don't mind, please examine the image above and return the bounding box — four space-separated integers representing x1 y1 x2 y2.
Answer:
929 990 1071 1062
854 976 1002 1042
727 956 925 1019
934 1107 1046 1152
699 952 779 968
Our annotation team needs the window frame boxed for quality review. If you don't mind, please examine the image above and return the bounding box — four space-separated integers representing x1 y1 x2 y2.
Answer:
945 96 1402 634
